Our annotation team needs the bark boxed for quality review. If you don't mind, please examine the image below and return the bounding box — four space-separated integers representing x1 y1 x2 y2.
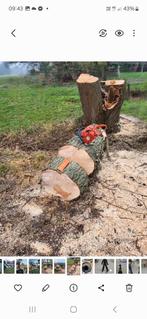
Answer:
47 156 89 197
68 135 105 164
76 73 103 123
102 79 126 132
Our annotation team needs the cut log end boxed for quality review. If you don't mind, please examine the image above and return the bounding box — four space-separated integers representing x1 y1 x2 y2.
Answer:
76 73 99 84
58 145 95 175
105 79 125 87
41 169 80 201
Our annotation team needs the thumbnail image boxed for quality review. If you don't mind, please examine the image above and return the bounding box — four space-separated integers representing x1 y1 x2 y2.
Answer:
16 259 28 274
54 259 66 274
4 259 15 274
67 258 81 275
29 259 40 274
141 259 147 274
0 62 147 257
95 259 115 274
0 259 2 274
128 259 140 274
116 259 127 274
42 259 53 274
82 259 93 274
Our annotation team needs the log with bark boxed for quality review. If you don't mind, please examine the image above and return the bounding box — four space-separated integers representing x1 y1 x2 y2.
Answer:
41 136 105 201
76 73 103 124
41 156 89 201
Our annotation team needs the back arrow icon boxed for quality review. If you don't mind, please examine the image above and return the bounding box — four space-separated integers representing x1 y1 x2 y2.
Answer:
113 306 118 313
11 29 16 37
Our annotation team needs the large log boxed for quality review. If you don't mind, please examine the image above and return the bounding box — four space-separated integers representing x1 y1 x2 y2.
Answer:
76 73 103 124
58 145 94 175
41 135 105 201
41 169 80 201
41 156 89 201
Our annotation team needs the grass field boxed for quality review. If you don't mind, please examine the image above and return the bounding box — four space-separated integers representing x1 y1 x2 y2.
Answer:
0 74 147 133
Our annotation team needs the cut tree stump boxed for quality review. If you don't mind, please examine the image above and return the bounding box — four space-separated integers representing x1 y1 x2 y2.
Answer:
77 73 125 132
41 156 89 201
102 79 126 132
58 145 95 175
76 73 103 124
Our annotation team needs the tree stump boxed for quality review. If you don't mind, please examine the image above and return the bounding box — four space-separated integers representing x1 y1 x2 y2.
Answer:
102 79 125 132
77 74 125 132
41 156 89 201
76 73 103 124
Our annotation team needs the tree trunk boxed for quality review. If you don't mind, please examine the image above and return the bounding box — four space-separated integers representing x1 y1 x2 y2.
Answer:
41 136 105 201
102 79 125 132
41 156 89 201
77 74 125 132
76 73 103 124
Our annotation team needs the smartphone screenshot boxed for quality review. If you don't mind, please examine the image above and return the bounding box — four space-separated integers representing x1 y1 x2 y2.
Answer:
0 0 147 318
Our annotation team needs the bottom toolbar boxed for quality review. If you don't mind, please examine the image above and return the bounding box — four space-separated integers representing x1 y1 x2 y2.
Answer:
0 275 146 318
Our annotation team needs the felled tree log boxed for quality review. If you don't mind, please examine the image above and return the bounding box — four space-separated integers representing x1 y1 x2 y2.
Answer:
58 145 94 175
76 73 103 124
41 169 80 201
41 156 89 201
102 79 125 132
41 135 105 201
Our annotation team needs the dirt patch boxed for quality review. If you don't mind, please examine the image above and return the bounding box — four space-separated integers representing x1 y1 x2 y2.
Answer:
0 116 147 256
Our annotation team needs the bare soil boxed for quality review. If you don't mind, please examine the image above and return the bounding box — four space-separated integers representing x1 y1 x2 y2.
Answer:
0 116 147 256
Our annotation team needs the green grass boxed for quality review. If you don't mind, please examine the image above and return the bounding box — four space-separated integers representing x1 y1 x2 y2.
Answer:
120 72 147 81
119 71 147 91
122 99 147 121
0 75 146 134
0 76 82 133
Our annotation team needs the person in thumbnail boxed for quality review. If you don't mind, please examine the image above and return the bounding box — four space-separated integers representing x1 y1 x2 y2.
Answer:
118 264 123 274
16 261 24 274
101 259 109 273
128 260 133 274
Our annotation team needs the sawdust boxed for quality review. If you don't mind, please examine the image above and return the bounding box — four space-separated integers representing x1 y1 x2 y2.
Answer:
0 116 147 256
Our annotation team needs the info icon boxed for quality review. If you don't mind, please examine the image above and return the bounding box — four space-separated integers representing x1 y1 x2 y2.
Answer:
99 29 107 37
